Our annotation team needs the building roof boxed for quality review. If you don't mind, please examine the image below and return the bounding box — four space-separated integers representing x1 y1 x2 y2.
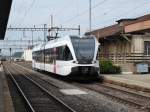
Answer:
126 14 150 25
86 14 150 40
116 19 137 23
0 0 12 39
86 24 123 39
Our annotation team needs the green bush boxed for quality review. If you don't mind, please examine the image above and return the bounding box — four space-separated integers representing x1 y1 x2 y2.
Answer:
100 59 121 74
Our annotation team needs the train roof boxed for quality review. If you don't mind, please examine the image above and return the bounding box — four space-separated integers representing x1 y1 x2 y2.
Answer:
32 35 71 51
32 43 45 51
32 35 97 52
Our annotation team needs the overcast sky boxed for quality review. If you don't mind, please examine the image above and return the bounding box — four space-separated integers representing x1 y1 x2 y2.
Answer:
5 0 150 40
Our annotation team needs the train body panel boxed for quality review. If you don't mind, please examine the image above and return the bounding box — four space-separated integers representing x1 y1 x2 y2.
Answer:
32 35 100 77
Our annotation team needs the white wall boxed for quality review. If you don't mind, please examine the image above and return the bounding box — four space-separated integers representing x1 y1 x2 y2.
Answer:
23 49 32 61
131 35 150 54
131 35 144 54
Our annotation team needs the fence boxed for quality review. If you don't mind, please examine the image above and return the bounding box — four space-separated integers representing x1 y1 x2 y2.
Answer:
99 53 150 63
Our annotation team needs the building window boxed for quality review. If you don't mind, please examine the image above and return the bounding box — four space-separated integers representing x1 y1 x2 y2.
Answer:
144 41 150 55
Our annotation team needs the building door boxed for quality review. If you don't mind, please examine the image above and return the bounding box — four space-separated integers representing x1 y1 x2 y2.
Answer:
144 41 150 55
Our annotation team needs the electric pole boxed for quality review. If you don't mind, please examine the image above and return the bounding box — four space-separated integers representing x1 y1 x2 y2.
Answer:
44 24 47 42
43 24 47 70
31 30 33 48
50 15 53 36
9 48 11 62
89 0 92 32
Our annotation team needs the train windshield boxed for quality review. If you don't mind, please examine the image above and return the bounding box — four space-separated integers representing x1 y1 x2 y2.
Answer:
71 36 95 62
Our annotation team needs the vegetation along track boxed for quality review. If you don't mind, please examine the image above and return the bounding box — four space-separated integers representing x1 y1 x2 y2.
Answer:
74 82 150 111
3 63 76 112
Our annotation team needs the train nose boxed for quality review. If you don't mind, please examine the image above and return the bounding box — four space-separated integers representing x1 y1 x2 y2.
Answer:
81 67 89 74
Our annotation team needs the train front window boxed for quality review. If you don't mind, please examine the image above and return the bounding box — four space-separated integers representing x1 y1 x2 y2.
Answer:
71 36 95 61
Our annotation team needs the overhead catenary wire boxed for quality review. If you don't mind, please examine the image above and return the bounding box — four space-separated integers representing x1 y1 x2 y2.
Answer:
24 0 36 17
62 0 108 25
10 0 26 19
92 0 150 28
17 0 26 13
9 0 150 39
54 0 74 17
45 0 80 27
18 0 37 26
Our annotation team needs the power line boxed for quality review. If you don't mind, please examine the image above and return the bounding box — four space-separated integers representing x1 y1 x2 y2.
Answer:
93 0 150 28
18 0 36 26
24 0 36 17
89 0 92 32
18 0 26 12
54 0 74 17
62 0 108 25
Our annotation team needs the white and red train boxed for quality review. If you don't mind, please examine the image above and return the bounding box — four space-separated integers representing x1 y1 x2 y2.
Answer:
32 35 100 77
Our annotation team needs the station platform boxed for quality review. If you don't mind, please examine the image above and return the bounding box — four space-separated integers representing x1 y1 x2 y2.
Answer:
103 74 150 92
0 65 14 112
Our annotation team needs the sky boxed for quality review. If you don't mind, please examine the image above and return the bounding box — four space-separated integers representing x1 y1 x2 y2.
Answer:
5 0 150 39
2 0 150 55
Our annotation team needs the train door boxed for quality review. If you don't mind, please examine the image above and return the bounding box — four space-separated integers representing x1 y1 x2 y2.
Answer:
53 48 56 73
55 45 73 75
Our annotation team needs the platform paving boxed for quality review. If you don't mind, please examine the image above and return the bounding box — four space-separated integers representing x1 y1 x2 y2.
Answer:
0 65 14 112
103 74 150 92
0 66 4 112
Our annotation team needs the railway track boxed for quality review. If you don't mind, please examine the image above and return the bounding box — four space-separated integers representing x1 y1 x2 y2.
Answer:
6 62 150 112
98 83 150 100
74 82 150 112
4 63 76 112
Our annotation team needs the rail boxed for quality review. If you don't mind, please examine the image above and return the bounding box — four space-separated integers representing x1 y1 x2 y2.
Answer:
6 68 35 112
74 82 150 111
8 63 76 112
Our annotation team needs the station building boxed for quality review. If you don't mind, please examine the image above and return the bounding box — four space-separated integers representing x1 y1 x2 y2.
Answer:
86 14 150 74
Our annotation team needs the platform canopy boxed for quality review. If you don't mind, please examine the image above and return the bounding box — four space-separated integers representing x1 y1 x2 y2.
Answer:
0 0 12 40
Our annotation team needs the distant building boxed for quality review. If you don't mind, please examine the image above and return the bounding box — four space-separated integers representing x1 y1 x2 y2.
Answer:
86 14 150 74
23 49 32 62
13 52 24 61
12 49 32 62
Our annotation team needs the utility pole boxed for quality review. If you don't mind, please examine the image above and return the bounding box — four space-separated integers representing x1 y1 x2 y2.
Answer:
31 25 35 49
31 30 33 48
51 15 53 28
78 25 81 36
44 24 47 42
89 0 92 32
43 24 47 70
50 15 53 36
9 48 11 62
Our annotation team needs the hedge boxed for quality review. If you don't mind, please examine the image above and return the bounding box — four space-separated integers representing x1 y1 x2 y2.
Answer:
100 59 121 74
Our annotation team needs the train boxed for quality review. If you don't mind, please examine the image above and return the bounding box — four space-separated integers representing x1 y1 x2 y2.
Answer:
32 35 100 78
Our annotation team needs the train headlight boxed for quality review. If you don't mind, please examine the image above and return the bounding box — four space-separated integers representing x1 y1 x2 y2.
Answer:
92 60 97 64
73 61 78 64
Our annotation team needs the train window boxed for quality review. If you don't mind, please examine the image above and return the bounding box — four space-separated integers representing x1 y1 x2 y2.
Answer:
56 46 65 60
33 46 73 62
33 50 43 62
63 46 73 61
44 48 53 64
38 51 41 62
71 37 95 61
47 48 54 64
45 49 50 63
96 46 100 60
